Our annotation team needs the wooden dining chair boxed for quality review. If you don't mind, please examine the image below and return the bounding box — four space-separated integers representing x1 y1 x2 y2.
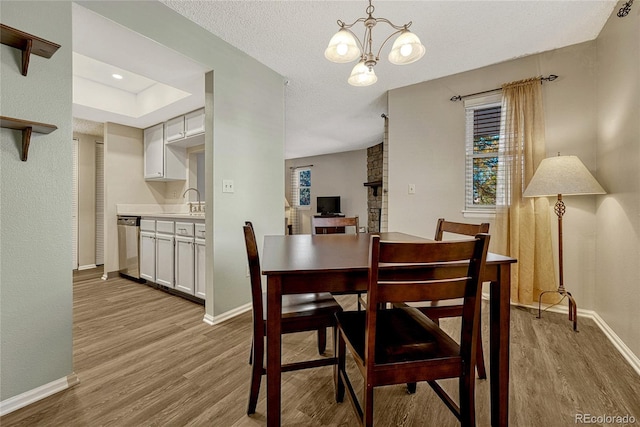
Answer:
311 216 359 235
420 218 490 380
334 234 490 427
242 221 342 415
311 216 365 310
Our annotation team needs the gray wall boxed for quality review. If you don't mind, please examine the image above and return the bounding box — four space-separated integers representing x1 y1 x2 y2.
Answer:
388 4 639 359
388 40 600 307
80 1 285 318
595 4 640 358
285 149 368 234
0 1 74 401
1 0 284 405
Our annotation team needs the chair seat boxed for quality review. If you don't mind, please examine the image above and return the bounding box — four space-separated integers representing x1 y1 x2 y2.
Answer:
262 292 342 320
336 308 460 365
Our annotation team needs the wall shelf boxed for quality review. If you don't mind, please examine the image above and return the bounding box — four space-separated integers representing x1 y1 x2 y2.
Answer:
1 23 61 76
364 180 383 196
1 116 58 161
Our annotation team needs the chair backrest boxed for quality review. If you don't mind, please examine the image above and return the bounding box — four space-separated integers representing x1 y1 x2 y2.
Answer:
243 221 264 338
434 218 490 241
365 234 490 364
311 216 359 235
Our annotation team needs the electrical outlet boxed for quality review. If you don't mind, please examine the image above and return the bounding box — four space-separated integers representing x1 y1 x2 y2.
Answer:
408 184 416 194
223 179 234 193
172 191 177 198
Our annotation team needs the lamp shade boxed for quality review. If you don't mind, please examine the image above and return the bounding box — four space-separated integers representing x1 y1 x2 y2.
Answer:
388 30 426 65
325 29 361 63
523 155 606 197
348 61 377 86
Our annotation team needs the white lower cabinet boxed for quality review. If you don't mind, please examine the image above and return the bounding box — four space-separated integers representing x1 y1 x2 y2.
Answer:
155 233 175 288
195 238 206 299
175 236 195 295
140 217 204 301
140 232 156 282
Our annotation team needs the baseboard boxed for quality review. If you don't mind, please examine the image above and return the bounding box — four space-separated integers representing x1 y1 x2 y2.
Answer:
587 312 640 377
78 264 97 271
482 292 640 377
0 373 79 416
203 302 252 326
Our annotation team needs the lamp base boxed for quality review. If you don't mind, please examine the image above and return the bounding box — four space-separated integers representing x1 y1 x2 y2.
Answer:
537 288 578 331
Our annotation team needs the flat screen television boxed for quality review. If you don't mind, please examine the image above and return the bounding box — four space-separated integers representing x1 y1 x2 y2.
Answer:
317 196 341 215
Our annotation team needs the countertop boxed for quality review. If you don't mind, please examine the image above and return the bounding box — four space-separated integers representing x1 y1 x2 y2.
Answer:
119 212 205 220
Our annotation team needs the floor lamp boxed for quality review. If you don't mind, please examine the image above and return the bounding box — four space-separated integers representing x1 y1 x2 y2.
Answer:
523 154 606 331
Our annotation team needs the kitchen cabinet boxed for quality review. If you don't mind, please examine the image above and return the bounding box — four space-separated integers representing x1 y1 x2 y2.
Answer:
194 222 206 299
174 221 195 295
144 123 186 181
139 217 204 301
164 109 205 148
175 236 195 295
185 109 205 137
139 232 156 282
155 220 175 288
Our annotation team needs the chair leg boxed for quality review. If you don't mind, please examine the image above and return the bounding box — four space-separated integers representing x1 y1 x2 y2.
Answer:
335 328 345 403
247 336 263 415
317 327 327 354
459 368 476 427
406 382 417 394
248 338 253 365
475 331 487 380
363 384 374 427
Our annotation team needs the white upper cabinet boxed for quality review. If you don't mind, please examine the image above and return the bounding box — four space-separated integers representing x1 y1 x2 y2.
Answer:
144 123 186 182
165 108 205 148
144 124 164 179
185 108 205 137
165 115 185 142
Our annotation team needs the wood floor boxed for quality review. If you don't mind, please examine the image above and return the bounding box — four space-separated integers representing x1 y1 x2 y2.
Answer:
2 268 639 426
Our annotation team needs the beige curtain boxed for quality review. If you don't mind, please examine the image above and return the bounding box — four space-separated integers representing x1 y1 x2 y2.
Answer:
494 78 557 304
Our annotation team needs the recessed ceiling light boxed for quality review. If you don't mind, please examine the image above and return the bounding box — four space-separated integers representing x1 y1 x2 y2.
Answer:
112 73 123 80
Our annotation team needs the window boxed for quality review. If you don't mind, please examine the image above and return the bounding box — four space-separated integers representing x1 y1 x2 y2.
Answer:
292 167 311 208
465 95 502 212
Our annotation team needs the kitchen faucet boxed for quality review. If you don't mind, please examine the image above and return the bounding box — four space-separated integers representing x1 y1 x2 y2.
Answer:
183 187 202 212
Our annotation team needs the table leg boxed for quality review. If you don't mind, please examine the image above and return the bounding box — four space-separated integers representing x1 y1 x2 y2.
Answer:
490 264 511 427
266 276 282 426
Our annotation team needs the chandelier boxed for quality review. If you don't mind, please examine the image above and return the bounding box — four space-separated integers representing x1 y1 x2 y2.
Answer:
325 0 426 87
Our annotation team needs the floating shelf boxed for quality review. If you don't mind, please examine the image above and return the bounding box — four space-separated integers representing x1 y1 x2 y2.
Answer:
1 116 57 161
364 180 383 196
1 23 61 76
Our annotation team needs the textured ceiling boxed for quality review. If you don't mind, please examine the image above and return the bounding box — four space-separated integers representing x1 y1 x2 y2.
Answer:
160 0 616 159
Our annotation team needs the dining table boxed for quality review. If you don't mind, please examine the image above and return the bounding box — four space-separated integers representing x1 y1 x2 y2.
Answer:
261 232 517 426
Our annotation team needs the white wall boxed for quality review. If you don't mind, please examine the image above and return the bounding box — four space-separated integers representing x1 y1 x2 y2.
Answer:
74 132 98 269
595 6 640 358
103 122 167 274
0 1 74 401
285 149 368 234
388 41 600 309
80 1 285 317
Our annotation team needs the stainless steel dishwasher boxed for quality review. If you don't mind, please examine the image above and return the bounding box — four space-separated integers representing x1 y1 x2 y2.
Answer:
117 216 141 280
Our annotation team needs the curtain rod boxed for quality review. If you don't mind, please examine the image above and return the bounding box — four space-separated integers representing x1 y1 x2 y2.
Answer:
289 164 313 169
449 74 558 102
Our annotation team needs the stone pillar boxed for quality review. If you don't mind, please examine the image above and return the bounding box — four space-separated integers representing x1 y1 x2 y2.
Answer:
366 142 383 232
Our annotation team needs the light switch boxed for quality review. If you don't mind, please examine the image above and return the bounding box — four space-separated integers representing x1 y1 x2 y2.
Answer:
223 179 234 193
408 184 416 194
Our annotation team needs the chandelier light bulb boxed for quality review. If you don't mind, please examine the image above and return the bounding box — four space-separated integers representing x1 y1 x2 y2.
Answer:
400 44 413 57
388 30 425 65
325 29 361 63
348 61 377 87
